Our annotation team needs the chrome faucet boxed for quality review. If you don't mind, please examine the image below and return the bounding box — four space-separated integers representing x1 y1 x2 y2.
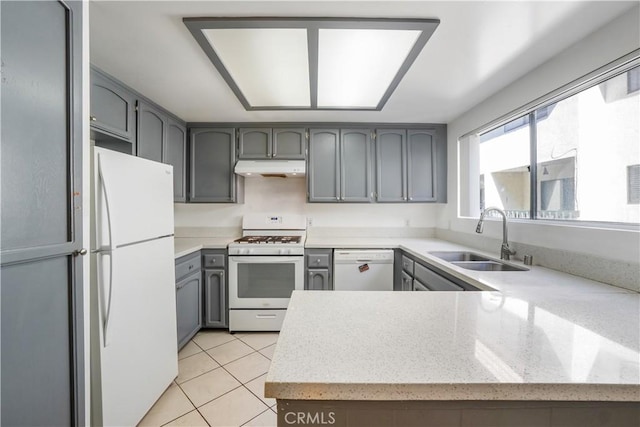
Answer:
475 207 516 261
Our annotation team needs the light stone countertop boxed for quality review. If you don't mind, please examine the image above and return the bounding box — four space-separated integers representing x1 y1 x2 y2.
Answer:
266 291 640 402
174 237 238 259
266 236 640 402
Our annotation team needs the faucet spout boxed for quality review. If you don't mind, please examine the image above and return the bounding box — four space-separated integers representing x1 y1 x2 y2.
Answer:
475 207 516 260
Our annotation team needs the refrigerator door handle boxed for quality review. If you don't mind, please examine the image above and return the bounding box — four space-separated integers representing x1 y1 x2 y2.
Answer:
98 153 116 347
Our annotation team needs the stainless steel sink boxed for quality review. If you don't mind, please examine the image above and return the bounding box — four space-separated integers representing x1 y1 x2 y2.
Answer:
429 251 528 272
429 251 492 262
451 261 528 272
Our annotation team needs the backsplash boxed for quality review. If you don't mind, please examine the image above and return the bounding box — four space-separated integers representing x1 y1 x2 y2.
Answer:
174 176 442 229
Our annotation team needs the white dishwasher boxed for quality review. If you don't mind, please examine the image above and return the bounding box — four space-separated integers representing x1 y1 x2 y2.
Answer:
333 249 394 291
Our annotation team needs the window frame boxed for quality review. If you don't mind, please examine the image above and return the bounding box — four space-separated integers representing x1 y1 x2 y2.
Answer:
473 55 640 228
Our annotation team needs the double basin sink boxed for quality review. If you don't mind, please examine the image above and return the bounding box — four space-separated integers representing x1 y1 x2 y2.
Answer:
429 251 529 272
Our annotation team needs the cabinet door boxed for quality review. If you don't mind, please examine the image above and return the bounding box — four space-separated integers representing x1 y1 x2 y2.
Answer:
407 130 437 202
190 128 237 202
308 129 340 201
137 101 166 163
273 128 306 159
238 128 272 159
90 68 136 142
341 129 373 202
401 271 413 291
1 1 84 425
166 119 187 202
414 263 464 291
376 129 407 202
307 269 331 290
413 278 430 291
204 269 227 328
176 271 202 349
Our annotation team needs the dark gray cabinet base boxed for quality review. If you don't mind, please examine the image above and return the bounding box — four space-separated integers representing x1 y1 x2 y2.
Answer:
276 400 640 427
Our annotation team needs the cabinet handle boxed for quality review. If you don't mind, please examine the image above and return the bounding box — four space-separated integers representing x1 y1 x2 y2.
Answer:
90 116 97 122
409 197 413 201
73 248 88 256
256 314 277 319
188 265 193 270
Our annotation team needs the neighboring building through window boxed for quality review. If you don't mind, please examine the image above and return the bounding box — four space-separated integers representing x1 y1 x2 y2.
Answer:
478 65 639 224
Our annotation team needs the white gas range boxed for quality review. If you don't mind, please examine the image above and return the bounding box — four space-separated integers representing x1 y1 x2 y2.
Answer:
227 214 306 332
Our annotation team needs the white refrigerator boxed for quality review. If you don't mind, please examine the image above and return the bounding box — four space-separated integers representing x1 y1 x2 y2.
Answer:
90 147 178 426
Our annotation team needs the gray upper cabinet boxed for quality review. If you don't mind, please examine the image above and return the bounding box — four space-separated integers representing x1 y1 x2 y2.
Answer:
341 129 373 202
90 67 136 143
239 128 306 159
308 129 372 202
166 119 187 202
137 100 166 163
308 129 340 201
190 128 238 203
376 129 407 202
375 127 446 203
273 128 306 159
238 128 272 159
407 130 437 202
2 1 84 425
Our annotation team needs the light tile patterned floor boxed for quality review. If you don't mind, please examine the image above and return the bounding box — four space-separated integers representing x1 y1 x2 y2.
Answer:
138 331 279 427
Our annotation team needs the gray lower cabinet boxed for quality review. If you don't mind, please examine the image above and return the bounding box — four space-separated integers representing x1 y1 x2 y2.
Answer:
203 269 227 328
90 67 136 144
308 129 372 202
401 271 414 291
398 251 473 292
176 271 202 349
189 127 238 202
202 250 228 328
175 253 202 350
239 128 307 159
1 1 85 425
166 119 187 202
305 249 333 290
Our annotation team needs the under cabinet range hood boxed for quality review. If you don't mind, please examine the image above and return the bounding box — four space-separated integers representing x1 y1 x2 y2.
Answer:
234 160 306 177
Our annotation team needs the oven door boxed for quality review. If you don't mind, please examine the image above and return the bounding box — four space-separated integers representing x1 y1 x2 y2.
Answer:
228 255 304 309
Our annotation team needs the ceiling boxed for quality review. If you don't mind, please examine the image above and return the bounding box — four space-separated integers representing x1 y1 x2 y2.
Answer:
89 1 637 124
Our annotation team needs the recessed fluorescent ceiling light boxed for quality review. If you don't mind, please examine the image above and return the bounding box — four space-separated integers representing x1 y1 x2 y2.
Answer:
202 28 311 107
184 18 439 111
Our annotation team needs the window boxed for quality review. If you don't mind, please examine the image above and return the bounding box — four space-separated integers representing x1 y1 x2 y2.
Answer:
629 165 640 204
478 65 640 224
627 67 640 94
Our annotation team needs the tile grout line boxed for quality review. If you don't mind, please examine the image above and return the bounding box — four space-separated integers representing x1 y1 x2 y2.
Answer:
240 407 277 427
160 334 277 426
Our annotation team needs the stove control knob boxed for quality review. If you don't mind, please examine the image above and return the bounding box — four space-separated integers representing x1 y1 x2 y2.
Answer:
280 249 290 255
248 248 254 254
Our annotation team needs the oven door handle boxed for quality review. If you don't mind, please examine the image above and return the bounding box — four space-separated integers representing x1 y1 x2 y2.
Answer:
230 256 303 263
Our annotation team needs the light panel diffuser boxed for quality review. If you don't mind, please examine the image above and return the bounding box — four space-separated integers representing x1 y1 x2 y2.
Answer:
202 28 311 107
317 29 421 108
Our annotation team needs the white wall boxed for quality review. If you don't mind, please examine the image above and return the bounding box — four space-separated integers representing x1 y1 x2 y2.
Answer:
175 176 441 230
440 6 640 265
